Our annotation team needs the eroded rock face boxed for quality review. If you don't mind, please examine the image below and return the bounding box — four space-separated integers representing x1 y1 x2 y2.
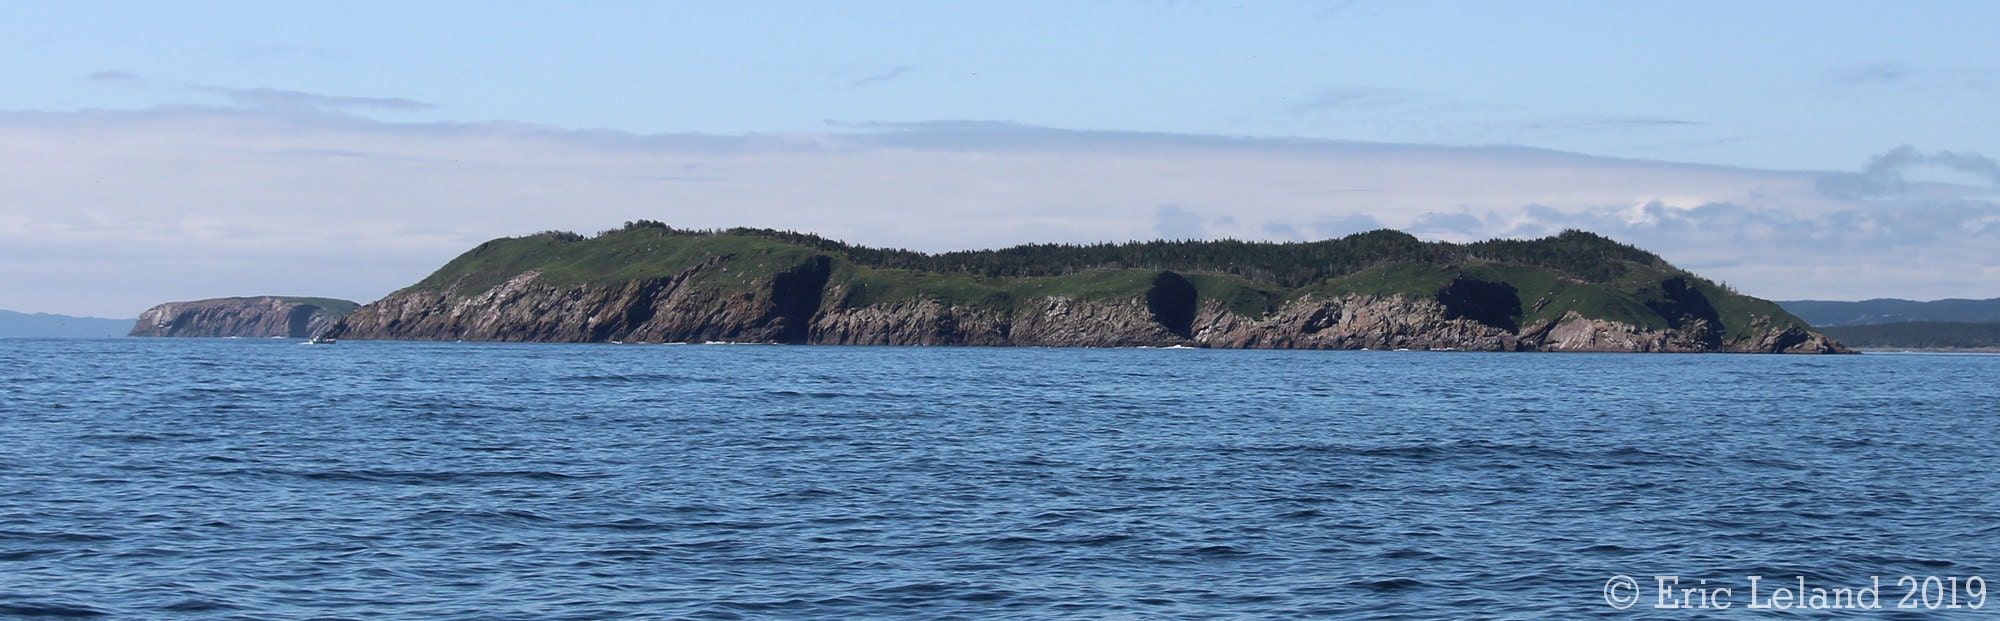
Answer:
1190 295 1521 351
130 297 353 338
330 266 1850 353
329 257 830 344
1730 317 1849 354
1008 296 1184 347
1523 311 1715 353
811 299 1011 346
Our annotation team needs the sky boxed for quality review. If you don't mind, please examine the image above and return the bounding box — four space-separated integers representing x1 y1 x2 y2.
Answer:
3 1 1998 317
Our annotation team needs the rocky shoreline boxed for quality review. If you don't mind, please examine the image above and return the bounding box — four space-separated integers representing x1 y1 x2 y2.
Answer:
328 265 1847 354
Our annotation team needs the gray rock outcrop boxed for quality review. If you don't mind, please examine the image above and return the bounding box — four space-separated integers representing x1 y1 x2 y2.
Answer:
130 297 357 338
328 267 1848 353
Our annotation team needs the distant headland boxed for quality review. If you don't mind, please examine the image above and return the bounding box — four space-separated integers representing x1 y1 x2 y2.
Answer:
314 222 1846 353
130 297 358 339
1775 297 2000 351
0 310 132 338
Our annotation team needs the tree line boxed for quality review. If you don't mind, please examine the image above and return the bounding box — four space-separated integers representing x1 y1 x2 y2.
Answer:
534 220 1667 286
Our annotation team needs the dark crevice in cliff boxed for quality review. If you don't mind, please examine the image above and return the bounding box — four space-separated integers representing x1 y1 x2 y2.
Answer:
285 305 321 338
1146 271 1198 339
587 278 674 342
1638 276 1724 349
1436 277 1522 332
1645 276 1721 330
767 255 833 343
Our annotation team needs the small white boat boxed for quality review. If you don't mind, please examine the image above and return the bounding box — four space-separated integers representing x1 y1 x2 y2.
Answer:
306 334 337 345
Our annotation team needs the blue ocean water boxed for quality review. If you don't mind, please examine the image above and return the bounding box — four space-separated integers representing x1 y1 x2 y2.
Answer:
2 339 1996 619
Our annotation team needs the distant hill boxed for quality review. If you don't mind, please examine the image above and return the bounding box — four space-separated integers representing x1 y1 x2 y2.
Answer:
0 310 133 338
1818 322 2000 350
327 223 1846 353
1779 297 2000 327
130 296 360 338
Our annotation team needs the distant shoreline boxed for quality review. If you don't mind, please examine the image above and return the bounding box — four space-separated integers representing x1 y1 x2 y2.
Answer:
1856 347 2000 354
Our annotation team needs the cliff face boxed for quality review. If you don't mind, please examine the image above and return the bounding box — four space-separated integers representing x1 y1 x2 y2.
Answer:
330 256 831 344
330 259 1846 354
130 297 358 338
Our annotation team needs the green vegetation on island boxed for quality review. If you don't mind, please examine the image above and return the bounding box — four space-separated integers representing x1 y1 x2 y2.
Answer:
224 296 360 317
381 220 1824 351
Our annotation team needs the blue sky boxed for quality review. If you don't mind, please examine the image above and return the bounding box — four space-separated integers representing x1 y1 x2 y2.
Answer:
11 1 1998 169
3 1 1998 316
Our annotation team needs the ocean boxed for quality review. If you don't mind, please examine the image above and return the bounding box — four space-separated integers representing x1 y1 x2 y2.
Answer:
2 338 1995 619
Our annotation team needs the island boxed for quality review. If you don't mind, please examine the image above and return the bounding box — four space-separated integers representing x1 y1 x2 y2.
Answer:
326 222 1849 353
130 297 359 338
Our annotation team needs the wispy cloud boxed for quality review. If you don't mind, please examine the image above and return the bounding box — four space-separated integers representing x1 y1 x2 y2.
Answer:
88 70 140 82
230 44 347 65
264 147 452 163
850 66 918 88
1369 197 2000 301
1288 87 1418 114
1290 89 1699 146
192 86 436 113
1516 115 1701 132
0 99 1993 314
1816 145 2000 199
1826 62 1925 89
1818 62 2000 104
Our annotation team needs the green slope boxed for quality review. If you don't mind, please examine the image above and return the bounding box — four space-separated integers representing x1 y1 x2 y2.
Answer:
265 297 360 316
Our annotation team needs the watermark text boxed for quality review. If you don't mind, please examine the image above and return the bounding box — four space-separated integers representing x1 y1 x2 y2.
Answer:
1603 574 1986 611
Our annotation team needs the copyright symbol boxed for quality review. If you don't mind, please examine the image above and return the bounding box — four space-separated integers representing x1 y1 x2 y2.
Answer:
1604 575 1639 609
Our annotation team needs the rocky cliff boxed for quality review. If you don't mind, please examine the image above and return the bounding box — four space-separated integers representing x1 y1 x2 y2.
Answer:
130 297 359 338
326 225 1848 353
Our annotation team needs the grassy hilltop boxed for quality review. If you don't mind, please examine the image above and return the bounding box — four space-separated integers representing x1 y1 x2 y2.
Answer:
219 296 360 317
402 220 1813 344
